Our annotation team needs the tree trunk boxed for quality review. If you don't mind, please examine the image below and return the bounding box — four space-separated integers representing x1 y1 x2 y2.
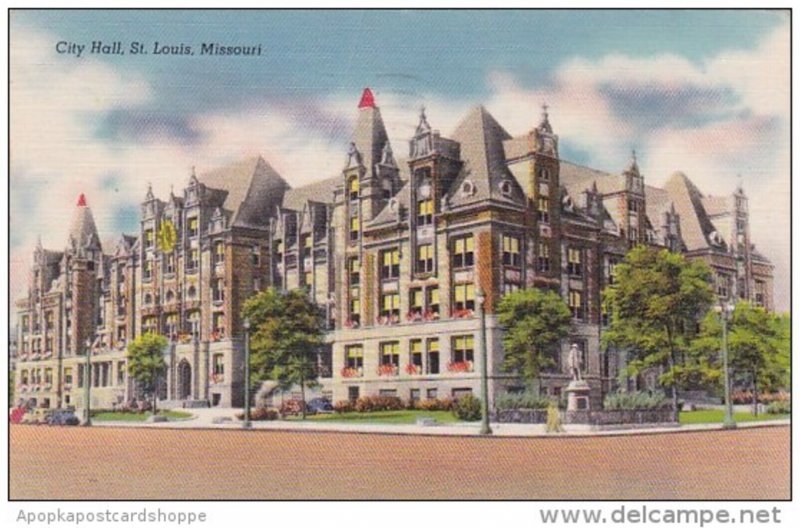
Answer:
665 326 679 422
752 370 758 416
152 368 158 416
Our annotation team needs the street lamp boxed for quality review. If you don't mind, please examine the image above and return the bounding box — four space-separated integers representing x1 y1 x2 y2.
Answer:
475 288 493 435
243 318 252 429
83 338 92 426
715 301 736 430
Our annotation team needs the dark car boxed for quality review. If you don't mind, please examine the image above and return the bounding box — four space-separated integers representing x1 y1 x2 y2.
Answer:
307 398 334 414
48 409 80 426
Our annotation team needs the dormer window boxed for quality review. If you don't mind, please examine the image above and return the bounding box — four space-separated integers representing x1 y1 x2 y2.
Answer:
301 234 312 258
461 180 475 197
382 178 392 200
540 168 551 182
499 180 513 197
350 216 360 242
417 198 433 226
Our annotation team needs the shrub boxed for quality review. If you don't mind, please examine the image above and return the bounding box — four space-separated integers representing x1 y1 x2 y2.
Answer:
353 395 404 413
766 400 790 415
495 391 550 410
603 390 670 410
333 400 354 414
452 394 482 421
235 407 279 421
416 397 454 412
279 399 306 416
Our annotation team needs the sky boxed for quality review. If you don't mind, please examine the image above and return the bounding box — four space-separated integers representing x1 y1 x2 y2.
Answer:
9 9 790 311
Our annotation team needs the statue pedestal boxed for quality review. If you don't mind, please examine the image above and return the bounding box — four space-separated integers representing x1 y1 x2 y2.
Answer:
565 380 591 411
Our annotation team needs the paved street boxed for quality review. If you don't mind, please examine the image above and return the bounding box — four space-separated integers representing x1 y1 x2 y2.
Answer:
10 424 789 500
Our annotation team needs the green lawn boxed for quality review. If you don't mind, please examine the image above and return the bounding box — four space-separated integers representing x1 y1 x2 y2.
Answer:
91 410 193 422
679 409 789 425
286 410 462 425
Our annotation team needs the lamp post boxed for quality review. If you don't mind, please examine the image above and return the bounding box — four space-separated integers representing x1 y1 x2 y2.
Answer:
475 288 493 435
83 338 92 426
715 301 736 429
243 318 252 429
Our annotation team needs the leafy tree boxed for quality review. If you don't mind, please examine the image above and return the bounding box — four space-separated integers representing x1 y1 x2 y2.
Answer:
497 288 572 386
242 288 326 419
693 302 788 415
126 333 168 413
602 246 714 420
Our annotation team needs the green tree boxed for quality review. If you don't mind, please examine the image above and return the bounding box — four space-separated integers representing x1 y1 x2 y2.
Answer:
694 302 788 415
242 288 326 419
497 288 572 385
602 246 714 420
126 333 168 414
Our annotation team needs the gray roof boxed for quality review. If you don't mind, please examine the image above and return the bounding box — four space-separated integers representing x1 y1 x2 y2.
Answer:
662 171 716 251
447 106 520 207
199 156 290 229
352 105 390 178
283 176 340 211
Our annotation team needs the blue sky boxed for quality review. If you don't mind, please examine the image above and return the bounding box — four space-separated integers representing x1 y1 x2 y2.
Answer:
9 9 790 309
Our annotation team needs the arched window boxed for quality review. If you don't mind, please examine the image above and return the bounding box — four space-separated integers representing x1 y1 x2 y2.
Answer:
348 176 359 201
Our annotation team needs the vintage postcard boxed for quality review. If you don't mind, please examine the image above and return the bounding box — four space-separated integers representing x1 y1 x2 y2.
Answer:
6 6 792 514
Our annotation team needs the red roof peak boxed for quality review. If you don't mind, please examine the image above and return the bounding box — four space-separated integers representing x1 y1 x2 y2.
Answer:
77 193 87 207
358 88 376 109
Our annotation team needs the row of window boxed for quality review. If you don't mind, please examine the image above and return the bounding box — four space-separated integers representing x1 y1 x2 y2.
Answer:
343 335 474 376
18 361 126 389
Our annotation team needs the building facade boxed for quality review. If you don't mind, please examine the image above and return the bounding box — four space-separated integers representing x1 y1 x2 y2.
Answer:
13 89 774 410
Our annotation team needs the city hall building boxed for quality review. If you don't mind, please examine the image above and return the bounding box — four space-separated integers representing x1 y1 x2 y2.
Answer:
13 89 774 411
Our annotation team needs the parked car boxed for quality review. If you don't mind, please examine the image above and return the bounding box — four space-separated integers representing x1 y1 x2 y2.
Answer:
307 398 334 414
48 409 81 426
21 408 53 425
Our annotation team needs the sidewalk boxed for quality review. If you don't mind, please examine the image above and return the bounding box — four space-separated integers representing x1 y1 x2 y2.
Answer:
92 407 790 438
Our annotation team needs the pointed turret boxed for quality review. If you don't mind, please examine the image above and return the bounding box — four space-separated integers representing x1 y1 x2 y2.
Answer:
68 193 101 252
351 87 390 176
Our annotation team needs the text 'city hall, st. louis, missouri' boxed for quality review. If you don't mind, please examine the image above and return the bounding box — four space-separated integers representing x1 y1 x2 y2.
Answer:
13 88 774 410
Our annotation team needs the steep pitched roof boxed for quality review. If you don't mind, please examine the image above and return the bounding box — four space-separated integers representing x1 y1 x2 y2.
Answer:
199 156 290 229
447 106 516 207
352 103 389 178
282 176 340 211
662 172 717 251
68 194 101 251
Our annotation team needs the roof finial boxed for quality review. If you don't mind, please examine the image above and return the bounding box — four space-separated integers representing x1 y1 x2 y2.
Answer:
77 193 87 207
538 102 552 132
358 87 376 109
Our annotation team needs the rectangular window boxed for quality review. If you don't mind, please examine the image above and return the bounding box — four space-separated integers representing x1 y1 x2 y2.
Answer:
502 235 521 267
409 288 424 315
410 389 421 402
380 342 400 366
22 315 29 332
453 283 475 312
428 287 440 316
253 277 262 292
187 249 199 273
303 271 313 287
345 345 363 370
717 274 731 298
427 339 440 375
212 313 225 336
213 354 225 375
350 216 360 242
380 248 400 279
629 226 639 242
142 315 158 334
214 241 225 264
117 361 126 385
274 239 284 261
165 253 176 274
380 292 400 320
64 367 73 385
212 278 224 302
144 229 154 249
537 196 550 223
251 245 261 266
348 257 360 286
417 198 433 226
301 234 312 258
567 248 582 277
45 311 54 331
188 217 199 238
427 388 438 400
607 258 618 285
348 176 359 201
143 260 153 281
416 244 434 273
452 235 475 269
349 288 360 326
410 340 423 370
569 290 584 321
452 335 475 364
165 313 179 337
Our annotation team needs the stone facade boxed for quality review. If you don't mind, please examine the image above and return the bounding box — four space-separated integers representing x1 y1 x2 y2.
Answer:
13 89 774 410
